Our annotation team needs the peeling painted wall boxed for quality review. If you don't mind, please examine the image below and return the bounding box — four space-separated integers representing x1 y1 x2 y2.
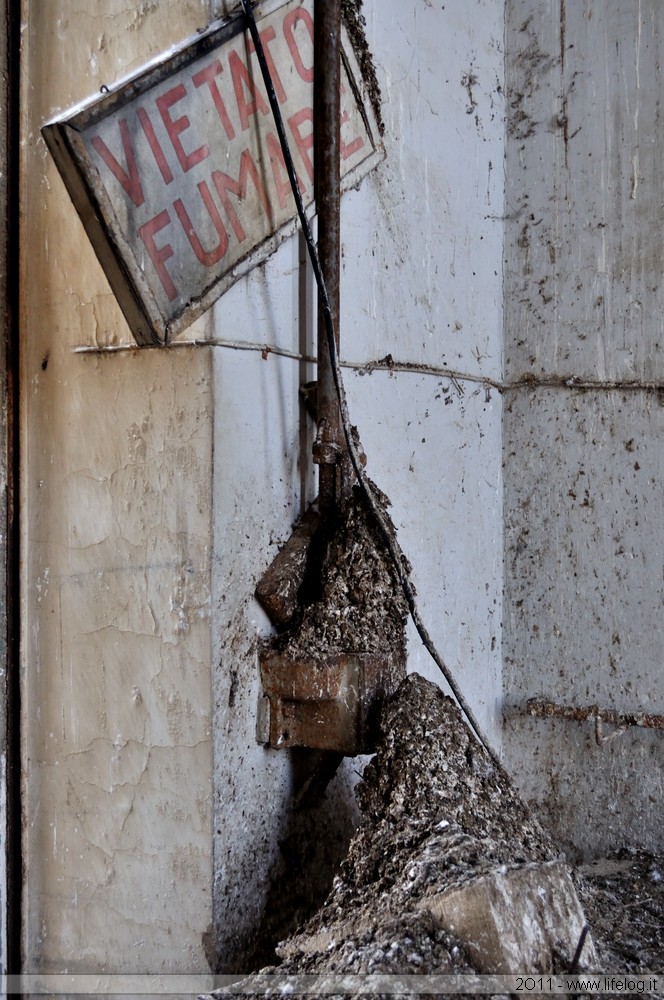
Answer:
21 0 213 974
503 0 664 857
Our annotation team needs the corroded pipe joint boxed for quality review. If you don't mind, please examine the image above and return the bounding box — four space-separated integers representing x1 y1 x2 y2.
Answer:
313 439 341 465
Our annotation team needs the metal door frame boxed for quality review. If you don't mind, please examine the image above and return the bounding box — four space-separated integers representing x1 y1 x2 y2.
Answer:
1 0 22 978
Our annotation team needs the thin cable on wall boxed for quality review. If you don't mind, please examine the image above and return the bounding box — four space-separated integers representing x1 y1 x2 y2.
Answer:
240 0 502 771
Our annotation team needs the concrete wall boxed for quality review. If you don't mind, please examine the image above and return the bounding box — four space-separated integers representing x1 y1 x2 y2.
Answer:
20 0 505 975
207 0 505 969
503 0 664 858
21 0 214 974
20 0 664 976
20 0 664 975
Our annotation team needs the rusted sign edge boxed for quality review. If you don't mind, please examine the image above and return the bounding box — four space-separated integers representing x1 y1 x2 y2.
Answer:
41 1 384 348
43 121 166 345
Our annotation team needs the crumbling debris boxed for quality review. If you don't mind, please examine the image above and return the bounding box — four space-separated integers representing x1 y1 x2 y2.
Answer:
340 0 385 137
255 509 322 628
272 482 409 659
276 907 472 976
242 675 596 983
573 853 664 973
206 675 663 995
258 485 409 754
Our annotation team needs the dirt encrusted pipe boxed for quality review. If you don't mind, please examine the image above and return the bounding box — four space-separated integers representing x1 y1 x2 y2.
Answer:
313 0 345 514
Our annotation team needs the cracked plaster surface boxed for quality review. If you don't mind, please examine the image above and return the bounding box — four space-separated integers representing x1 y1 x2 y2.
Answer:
24 85 214 977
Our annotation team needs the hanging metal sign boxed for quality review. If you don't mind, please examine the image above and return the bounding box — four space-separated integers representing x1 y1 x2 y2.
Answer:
42 0 382 346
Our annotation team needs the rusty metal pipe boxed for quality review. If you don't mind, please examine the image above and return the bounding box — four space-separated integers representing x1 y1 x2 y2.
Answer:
526 698 664 746
526 697 664 730
313 0 343 514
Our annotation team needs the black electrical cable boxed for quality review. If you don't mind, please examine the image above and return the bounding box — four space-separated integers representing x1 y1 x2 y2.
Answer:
240 0 503 771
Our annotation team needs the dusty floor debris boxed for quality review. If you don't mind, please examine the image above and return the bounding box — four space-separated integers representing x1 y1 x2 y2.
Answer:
266 673 569 977
206 673 663 995
574 852 664 973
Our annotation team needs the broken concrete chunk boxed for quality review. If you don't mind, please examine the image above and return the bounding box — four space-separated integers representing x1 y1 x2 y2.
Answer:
255 509 322 627
419 860 597 974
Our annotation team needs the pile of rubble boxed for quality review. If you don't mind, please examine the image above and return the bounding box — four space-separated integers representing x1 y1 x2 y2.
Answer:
268 673 593 978
202 674 664 1000
205 673 641 999
574 852 664 973
271 483 409 658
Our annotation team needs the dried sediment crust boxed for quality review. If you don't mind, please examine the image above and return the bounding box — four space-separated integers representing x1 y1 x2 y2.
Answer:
274 483 409 658
207 676 664 987
320 674 556 917
341 0 385 137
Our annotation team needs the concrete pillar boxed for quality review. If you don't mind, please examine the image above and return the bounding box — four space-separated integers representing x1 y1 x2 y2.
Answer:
503 0 664 857
0 0 20 979
207 0 505 967
20 0 214 974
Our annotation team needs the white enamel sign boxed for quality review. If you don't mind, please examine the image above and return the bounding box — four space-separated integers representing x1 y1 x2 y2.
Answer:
43 0 382 345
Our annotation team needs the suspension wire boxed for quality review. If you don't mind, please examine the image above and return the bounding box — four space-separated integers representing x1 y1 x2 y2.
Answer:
240 0 502 770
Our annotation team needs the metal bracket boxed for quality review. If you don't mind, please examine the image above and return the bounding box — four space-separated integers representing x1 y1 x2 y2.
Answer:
258 648 406 755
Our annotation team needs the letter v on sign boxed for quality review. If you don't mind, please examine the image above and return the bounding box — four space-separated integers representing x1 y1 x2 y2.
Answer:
90 121 146 208
42 0 383 346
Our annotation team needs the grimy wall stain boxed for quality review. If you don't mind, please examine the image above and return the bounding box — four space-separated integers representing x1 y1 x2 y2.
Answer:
21 0 213 974
503 0 664 857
